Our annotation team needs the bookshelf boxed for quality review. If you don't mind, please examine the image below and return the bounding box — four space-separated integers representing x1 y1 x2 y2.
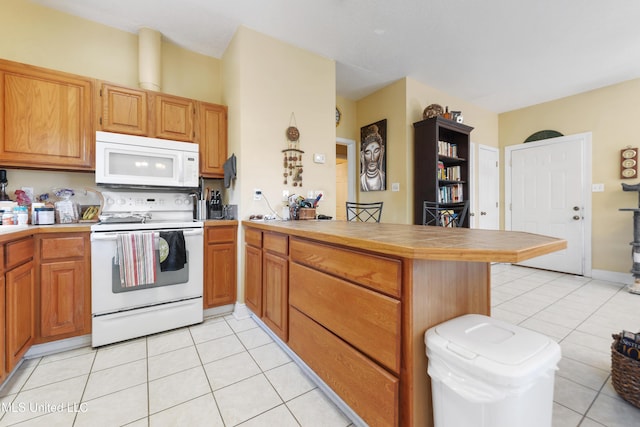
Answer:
413 116 474 226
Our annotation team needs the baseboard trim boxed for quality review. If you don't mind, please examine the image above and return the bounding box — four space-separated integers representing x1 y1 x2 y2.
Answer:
251 314 367 427
203 304 234 319
24 335 92 359
232 302 252 320
591 269 633 286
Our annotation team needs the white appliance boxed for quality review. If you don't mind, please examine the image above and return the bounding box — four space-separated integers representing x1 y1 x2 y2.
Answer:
95 131 199 188
90 189 203 347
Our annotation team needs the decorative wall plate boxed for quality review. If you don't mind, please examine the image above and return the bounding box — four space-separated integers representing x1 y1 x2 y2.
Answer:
286 126 300 142
524 130 563 143
423 104 443 119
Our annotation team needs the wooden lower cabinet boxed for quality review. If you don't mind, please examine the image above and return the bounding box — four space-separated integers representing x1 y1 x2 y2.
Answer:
5 260 35 372
244 244 262 316
289 308 399 426
262 251 288 341
36 233 91 342
204 225 237 308
0 276 5 383
243 229 288 341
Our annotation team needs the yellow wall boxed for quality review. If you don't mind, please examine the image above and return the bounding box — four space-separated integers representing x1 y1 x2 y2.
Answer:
223 27 336 302
336 95 358 142
223 27 336 220
0 0 222 103
354 77 499 225
499 78 640 273
0 0 222 197
356 79 408 224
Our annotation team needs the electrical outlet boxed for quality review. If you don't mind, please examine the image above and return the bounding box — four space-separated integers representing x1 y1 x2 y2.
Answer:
253 189 262 201
282 190 289 201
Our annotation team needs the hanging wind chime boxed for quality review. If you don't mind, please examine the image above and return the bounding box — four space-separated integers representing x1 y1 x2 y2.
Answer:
282 113 304 187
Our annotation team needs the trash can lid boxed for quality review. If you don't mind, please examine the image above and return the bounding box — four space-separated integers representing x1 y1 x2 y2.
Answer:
431 314 552 365
425 314 561 385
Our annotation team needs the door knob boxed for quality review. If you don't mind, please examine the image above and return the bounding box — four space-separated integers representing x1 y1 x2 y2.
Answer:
469 212 475 216
573 215 581 220
573 206 580 211
480 211 487 216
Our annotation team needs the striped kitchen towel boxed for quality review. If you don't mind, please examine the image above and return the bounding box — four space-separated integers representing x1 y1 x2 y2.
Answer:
115 232 157 287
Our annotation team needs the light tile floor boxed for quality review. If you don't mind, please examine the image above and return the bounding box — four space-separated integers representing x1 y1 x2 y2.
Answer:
491 264 640 427
0 263 638 426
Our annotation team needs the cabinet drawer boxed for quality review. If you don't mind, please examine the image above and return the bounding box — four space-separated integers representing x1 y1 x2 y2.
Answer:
290 237 401 297
290 262 400 373
289 308 399 427
206 225 236 243
263 232 288 256
244 228 262 248
5 238 33 270
40 236 86 260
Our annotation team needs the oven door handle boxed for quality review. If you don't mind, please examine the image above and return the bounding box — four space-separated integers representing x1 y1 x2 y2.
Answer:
91 229 203 241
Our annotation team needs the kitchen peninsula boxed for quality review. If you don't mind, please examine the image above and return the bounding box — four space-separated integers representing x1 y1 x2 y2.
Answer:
242 220 566 427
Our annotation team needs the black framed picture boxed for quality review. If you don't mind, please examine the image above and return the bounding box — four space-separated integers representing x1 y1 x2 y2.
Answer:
360 119 387 191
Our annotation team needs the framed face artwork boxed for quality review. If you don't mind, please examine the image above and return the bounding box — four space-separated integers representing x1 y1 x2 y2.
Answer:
360 119 387 191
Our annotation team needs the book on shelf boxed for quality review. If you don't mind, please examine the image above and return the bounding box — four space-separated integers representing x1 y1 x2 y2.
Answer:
437 141 458 158
438 183 464 203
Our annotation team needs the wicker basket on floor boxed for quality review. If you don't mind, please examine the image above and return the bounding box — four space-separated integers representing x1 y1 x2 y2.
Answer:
611 334 640 408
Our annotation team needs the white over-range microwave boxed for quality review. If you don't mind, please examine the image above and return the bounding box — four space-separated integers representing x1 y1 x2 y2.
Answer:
95 131 199 188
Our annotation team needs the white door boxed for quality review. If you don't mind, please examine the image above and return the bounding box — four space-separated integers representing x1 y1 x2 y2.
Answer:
505 133 592 276
478 145 500 230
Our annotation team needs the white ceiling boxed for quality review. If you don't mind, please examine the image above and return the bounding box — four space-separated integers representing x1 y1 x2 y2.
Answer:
30 0 640 113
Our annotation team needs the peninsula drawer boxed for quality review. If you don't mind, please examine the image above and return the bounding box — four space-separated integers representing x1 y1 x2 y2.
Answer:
289 307 399 427
263 232 288 256
244 228 262 248
40 235 86 260
290 237 401 297
290 262 401 373
5 237 33 270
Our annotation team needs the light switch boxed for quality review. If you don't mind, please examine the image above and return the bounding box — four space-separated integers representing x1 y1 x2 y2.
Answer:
592 183 605 192
313 153 326 164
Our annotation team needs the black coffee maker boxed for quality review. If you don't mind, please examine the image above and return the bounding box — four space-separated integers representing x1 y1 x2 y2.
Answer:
0 169 11 201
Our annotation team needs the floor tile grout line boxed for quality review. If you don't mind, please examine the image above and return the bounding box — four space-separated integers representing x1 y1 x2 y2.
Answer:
187 320 225 424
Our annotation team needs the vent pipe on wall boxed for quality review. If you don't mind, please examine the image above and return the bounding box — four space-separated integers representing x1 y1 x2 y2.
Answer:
138 27 162 91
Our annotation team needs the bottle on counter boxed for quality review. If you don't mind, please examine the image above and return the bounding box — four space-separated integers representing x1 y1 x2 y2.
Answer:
2 209 14 225
14 206 28 225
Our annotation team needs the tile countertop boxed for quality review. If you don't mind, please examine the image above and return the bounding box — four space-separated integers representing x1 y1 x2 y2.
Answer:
242 219 567 263
0 220 238 243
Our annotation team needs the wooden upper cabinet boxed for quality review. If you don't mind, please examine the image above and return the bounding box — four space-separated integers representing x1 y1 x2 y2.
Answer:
198 102 228 178
152 94 195 142
98 83 148 135
0 59 94 170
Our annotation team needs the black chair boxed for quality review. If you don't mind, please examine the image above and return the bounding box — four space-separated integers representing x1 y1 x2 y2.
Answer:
346 202 383 223
423 200 469 227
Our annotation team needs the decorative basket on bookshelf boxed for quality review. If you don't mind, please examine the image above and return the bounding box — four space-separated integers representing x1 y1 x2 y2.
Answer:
611 333 640 408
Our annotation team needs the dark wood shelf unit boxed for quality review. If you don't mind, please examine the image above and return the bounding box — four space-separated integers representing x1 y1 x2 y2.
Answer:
413 116 474 227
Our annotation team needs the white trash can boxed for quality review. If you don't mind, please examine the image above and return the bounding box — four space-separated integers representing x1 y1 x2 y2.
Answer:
425 314 561 427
